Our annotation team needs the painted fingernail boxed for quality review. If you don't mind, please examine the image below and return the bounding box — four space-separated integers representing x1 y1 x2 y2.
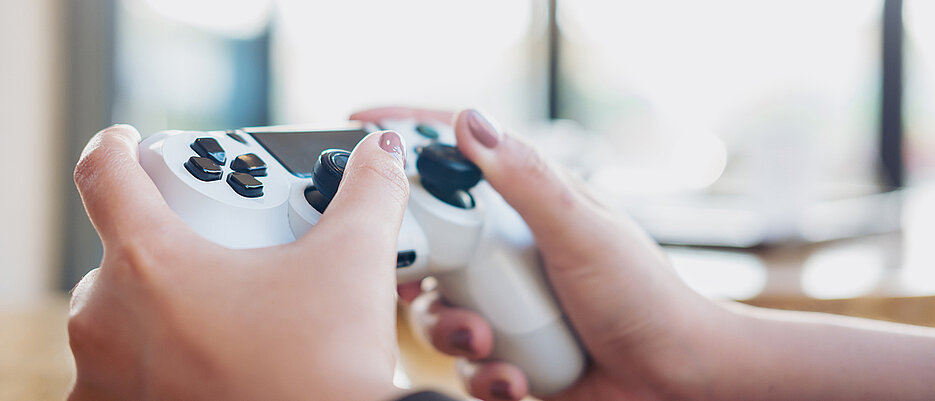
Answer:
466 109 501 148
379 130 406 166
449 328 474 355
490 380 514 400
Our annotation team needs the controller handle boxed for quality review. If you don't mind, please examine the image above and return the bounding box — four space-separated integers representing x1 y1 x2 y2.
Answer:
411 145 586 395
313 145 586 394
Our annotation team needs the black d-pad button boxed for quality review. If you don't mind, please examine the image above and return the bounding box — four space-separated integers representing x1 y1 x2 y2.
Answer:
191 137 226 165
184 156 222 181
227 172 263 198
231 153 267 176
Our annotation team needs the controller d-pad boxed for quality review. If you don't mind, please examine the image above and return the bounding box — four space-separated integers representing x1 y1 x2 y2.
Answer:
231 153 267 176
184 156 222 181
191 137 226 165
227 172 263 198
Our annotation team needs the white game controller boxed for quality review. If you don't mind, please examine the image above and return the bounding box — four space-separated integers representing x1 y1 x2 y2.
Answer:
138 121 586 395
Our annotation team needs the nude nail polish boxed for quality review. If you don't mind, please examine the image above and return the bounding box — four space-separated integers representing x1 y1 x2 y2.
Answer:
379 131 406 166
490 380 514 400
449 328 474 354
466 109 502 148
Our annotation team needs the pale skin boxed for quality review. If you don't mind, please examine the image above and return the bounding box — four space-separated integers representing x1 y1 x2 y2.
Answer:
353 108 935 401
68 110 935 401
68 125 408 401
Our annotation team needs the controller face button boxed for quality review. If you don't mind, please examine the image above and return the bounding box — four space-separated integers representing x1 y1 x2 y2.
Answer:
231 153 267 176
184 156 222 181
227 172 264 198
415 124 440 139
191 137 226 165
226 130 248 144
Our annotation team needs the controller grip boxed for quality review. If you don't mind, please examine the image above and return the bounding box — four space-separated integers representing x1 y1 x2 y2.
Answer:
432 236 586 395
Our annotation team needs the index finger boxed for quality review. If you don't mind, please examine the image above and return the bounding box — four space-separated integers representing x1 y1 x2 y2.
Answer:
74 125 189 246
349 107 455 125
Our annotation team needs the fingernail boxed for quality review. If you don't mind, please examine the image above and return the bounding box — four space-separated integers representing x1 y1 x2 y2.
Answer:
490 380 514 400
449 328 474 355
465 109 501 148
379 130 406 167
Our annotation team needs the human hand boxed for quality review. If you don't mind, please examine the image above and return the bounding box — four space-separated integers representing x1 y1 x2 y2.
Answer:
351 108 729 401
68 125 410 401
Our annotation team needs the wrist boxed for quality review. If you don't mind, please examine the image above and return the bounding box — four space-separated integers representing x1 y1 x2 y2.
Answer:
648 299 749 401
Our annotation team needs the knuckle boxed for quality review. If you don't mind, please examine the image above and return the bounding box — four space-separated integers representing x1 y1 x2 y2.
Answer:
109 238 167 285
509 141 577 208
511 141 552 184
67 303 103 355
73 144 107 192
356 160 410 207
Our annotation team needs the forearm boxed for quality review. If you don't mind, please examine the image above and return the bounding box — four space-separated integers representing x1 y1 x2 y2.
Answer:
696 303 935 400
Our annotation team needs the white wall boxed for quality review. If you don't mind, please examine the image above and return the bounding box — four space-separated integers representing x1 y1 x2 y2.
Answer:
0 1 62 306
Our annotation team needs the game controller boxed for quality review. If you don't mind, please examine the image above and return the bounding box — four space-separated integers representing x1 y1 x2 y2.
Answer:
138 120 585 395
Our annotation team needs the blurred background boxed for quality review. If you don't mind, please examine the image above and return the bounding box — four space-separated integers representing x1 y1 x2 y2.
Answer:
3 0 935 399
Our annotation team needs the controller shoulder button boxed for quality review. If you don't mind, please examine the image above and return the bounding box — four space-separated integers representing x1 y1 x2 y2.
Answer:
191 137 226 165
184 156 222 181
231 153 267 176
227 172 264 198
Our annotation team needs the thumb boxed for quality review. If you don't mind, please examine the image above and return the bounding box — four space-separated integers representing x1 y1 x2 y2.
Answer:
308 130 409 250
453 110 680 340
453 109 620 256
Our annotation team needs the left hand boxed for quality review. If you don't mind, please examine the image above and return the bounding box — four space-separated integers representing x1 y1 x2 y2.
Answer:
68 125 410 400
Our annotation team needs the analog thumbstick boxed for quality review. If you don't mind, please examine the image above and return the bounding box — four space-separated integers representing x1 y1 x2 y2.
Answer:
416 144 482 209
306 149 349 212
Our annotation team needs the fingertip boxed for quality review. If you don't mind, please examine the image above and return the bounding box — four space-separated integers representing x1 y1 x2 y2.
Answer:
74 123 190 246
81 124 141 157
410 292 494 359
105 123 141 139
376 130 407 168
457 360 529 401
312 130 410 246
397 281 423 303
75 124 142 192
458 109 502 149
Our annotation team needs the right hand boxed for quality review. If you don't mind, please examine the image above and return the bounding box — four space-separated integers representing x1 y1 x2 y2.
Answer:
351 108 733 401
